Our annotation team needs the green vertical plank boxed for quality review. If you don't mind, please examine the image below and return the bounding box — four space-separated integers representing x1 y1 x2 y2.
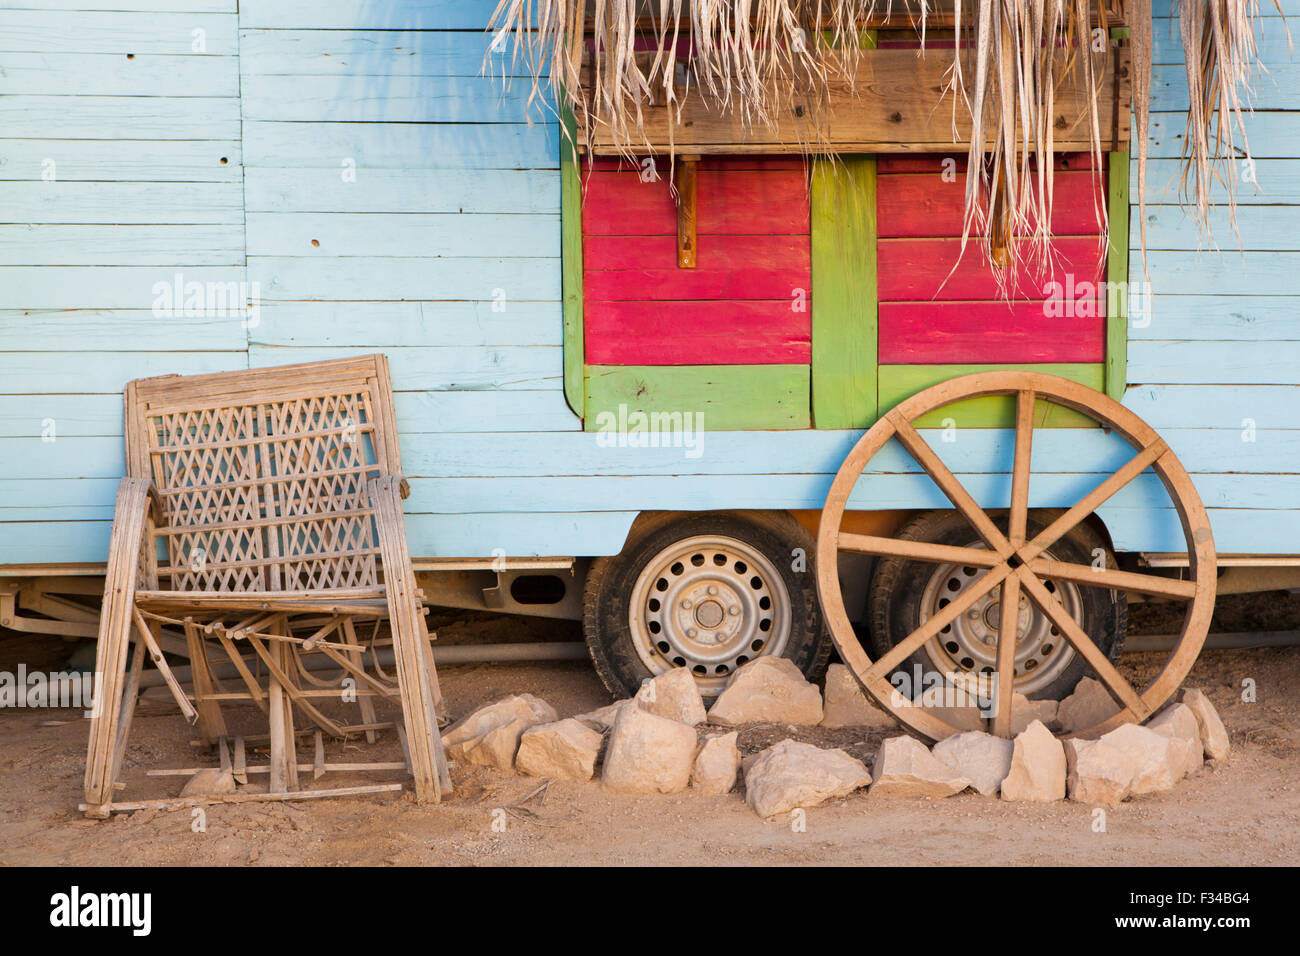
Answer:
811 155 878 429
560 102 584 419
1105 150 1130 401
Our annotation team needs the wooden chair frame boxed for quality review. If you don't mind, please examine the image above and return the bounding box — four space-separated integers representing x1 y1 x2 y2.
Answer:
83 355 449 815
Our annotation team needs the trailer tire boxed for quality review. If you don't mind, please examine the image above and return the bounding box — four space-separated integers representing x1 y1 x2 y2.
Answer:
866 509 1127 702
583 511 831 700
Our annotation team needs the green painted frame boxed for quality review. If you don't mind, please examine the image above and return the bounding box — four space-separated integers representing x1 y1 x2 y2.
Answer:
561 103 585 419
1105 149 1131 401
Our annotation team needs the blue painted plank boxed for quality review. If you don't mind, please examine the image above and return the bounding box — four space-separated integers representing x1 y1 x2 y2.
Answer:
0 139 240 182
1152 0 1295 15
249 256 558 302
1152 21 1295 64
0 439 127 480
243 167 558 214
0 480 120 521
1123 384 1300 429
0 310 246 350
10 1 235 9
1136 159 1300 205
403 512 640 559
0 95 240 139
0 225 245 265
238 28 540 77
0 11 237 55
1127 296 1300 341
1147 111 1300 160
244 212 558 259
1129 340 1300 384
240 74 543 123
0 52 238 96
250 301 561 348
406 473 1300 515
0 182 244 223
0 351 245 395
393 390 579 433
2 507 1296 563
1138 250 1300 295
1137 208 1300 253
1151 64 1300 112
0 266 249 309
239 0 502 29
396 428 1300 478
247 345 560 391
242 121 558 170
0 396 122 438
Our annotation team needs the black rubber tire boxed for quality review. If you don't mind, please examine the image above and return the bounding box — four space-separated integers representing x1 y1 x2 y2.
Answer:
583 511 831 700
866 509 1127 702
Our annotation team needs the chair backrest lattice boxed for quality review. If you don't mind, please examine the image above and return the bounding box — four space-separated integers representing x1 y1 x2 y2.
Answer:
124 356 404 595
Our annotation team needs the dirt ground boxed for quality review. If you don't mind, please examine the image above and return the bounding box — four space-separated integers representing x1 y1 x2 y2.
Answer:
1 597 1298 867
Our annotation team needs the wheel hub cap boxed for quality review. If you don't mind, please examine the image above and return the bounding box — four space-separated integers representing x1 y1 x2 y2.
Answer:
629 534 793 696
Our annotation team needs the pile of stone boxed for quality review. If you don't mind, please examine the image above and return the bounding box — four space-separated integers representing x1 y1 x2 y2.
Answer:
438 658 1231 818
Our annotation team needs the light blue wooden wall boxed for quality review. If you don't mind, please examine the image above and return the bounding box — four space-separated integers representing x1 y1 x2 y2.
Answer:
0 0 1297 565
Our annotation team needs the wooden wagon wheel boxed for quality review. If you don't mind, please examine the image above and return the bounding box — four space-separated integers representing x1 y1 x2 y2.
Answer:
815 371 1216 741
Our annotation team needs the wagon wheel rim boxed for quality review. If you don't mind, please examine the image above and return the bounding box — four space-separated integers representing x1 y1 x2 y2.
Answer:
815 371 1217 741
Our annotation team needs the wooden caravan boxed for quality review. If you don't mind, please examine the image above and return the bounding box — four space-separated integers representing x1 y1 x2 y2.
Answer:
83 355 450 815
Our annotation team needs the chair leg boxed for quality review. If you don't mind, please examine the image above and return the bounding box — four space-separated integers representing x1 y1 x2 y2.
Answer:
267 620 298 793
184 617 227 747
370 476 448 803
341 618 378 744
84 478 153 813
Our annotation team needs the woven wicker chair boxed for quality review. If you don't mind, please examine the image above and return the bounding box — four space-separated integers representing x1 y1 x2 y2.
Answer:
83 355 449 815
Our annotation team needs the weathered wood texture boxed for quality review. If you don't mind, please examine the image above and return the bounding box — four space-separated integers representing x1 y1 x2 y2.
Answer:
1 2 1298 564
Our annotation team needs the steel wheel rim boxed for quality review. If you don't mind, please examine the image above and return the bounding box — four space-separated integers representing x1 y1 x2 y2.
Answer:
916 545 1081 696
628 534 792 696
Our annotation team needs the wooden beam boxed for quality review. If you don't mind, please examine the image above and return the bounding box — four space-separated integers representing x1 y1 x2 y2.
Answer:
674 156 699 268
580 48 1126 154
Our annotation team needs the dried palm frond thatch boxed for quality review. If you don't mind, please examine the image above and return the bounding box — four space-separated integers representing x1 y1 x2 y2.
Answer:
486 0 1284 281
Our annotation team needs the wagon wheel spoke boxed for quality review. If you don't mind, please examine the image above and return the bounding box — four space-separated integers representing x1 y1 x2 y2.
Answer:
991 575 1022 737
1008 389 1035 547
1020 438 1169 562
837 533 1000 568
887 410 1015 558
864 564 1011 684
1015 566 1150 720
1026 557 1199 600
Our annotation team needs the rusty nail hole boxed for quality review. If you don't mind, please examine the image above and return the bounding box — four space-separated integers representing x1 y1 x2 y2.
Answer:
126 53 135 59
311 239 320 247
219 157 228 165
890 111 902 123
793 104 805 117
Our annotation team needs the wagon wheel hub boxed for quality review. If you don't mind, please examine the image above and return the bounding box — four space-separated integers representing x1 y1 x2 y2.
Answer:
815 371 1217 740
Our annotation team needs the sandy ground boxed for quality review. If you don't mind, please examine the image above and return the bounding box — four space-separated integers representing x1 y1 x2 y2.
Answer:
1 599 1298 867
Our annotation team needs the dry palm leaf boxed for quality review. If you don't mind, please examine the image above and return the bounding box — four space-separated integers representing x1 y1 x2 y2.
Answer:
486 0 1283 284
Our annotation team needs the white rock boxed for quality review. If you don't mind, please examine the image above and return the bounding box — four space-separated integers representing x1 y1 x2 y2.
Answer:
602 704 698 794
1097 723 1186 795
180 767 236 797
870 735 971 798
516 718 603 782
1064 736 1137 807
691 732 741 795
571 700 627 733
820 664 895 729
1000 720 1066 802
458 717 532 770
708 656 823 727
932 732 1014 796
1146 703 1205 778
441 693 558 768
743 739 871 817
635 667 707 726
1056 677 1119 736
1181 688 1231 761
1011 692 1060 736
